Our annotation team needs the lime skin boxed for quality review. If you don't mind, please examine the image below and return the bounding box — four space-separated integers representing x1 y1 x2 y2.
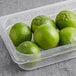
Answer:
17 41 40 54
31 15 56 32
56 10 76 29
9 22 32 46
34 24 59 50
59 27 76 45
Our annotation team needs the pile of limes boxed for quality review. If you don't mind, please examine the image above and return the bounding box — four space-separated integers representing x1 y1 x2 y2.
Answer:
9 10 76 56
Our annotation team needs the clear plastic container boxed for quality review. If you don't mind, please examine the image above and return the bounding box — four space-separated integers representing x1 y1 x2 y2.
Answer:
0 0 76 70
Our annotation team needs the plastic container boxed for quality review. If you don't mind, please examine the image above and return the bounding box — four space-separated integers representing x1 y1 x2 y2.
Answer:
0 0 76 70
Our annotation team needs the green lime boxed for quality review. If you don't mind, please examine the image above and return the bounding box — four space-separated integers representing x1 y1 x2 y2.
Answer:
9 22 32 46
59 27 76 45
17 41 40 54
17 41 41 67
34 24 59 50
31 15 56 32
56 10 76 29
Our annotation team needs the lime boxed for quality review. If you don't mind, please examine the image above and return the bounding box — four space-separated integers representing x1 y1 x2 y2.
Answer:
17 41 41 67
56 10 76 29
9 22 32 46
17 41 40 54
31 15 56 32
34 24 59 50
59 27 76 45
